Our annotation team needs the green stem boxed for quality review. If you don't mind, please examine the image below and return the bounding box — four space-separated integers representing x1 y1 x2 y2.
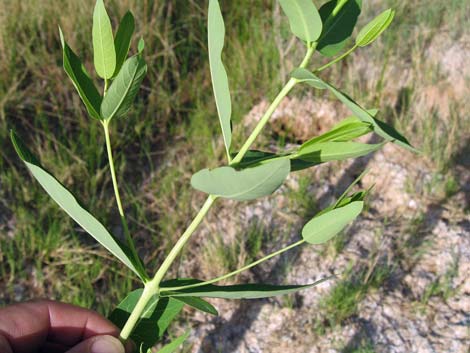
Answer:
161 239 305 293
119 195 216 341
231 44 316 166
315 45 358 73
119 282 155 341
104 78 109 95
103 120 147 279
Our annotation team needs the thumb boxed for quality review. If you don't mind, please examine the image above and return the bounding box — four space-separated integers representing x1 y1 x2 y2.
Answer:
65 335 126 353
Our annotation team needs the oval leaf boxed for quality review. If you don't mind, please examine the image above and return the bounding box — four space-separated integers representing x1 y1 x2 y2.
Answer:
208 0 232 160
356 8 395 47
302 201 364 244
318 0 362 57
10 131 146 280
109 289 184 351
93 0 116 79
114 11 135 77
191 159 290 201
160 278 331 299
101 56 147 121
279 0 323 43
59 28 102 120
295 141 384 163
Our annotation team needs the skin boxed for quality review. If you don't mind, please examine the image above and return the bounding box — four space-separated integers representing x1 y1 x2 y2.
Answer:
0 300 133 353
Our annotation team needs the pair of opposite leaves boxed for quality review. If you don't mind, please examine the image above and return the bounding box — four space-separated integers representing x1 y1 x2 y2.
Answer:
60 0 147 122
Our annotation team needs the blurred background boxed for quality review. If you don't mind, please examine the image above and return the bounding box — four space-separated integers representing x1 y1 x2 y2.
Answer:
0 0 468 352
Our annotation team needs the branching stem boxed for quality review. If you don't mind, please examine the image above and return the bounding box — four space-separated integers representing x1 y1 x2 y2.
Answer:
119 43 317 342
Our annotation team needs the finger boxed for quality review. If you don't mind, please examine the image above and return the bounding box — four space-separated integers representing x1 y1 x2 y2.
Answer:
0 334 13 353
65 335 125 353
0 300 119 353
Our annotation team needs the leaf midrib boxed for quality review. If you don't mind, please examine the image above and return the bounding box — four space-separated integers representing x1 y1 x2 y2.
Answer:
97 5 108 77
320 6 348 41
105 61 139 120
294 0 312 42
222 161 287 199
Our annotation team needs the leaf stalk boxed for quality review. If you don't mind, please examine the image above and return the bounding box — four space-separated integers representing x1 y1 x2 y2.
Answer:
315 44 357 72
161 239 305 293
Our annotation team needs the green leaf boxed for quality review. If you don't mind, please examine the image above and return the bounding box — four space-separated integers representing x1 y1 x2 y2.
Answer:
113 11 135 77
279 0 323 43
291 68 327 89
302 201 363 244
156 331 190 353
93 0 116 79
109 289 184 351
318 0 362 57
10 131 146 280
191 159 290 201
208 0 232 159
160 278 331 299
292 71 418 152
300 117 373 146
138 38 145 54
316 190 366 217
174 297 218 316
356 9 395 47
233 150 280 169
295 141 385 163
59 28 102 120
101 56 147 121
322 81 417 152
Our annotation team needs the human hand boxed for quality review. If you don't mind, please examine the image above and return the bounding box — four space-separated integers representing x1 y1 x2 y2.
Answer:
0 300 133 353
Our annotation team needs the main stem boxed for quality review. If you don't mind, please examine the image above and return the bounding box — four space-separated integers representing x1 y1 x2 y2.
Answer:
103 120 146 279
120 195 216 340
119 44 317 342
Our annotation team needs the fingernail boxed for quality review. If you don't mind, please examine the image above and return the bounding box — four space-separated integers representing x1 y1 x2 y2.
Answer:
91 335 125 353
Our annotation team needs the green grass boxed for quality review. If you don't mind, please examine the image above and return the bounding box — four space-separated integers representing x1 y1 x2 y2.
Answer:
319 264 393 327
